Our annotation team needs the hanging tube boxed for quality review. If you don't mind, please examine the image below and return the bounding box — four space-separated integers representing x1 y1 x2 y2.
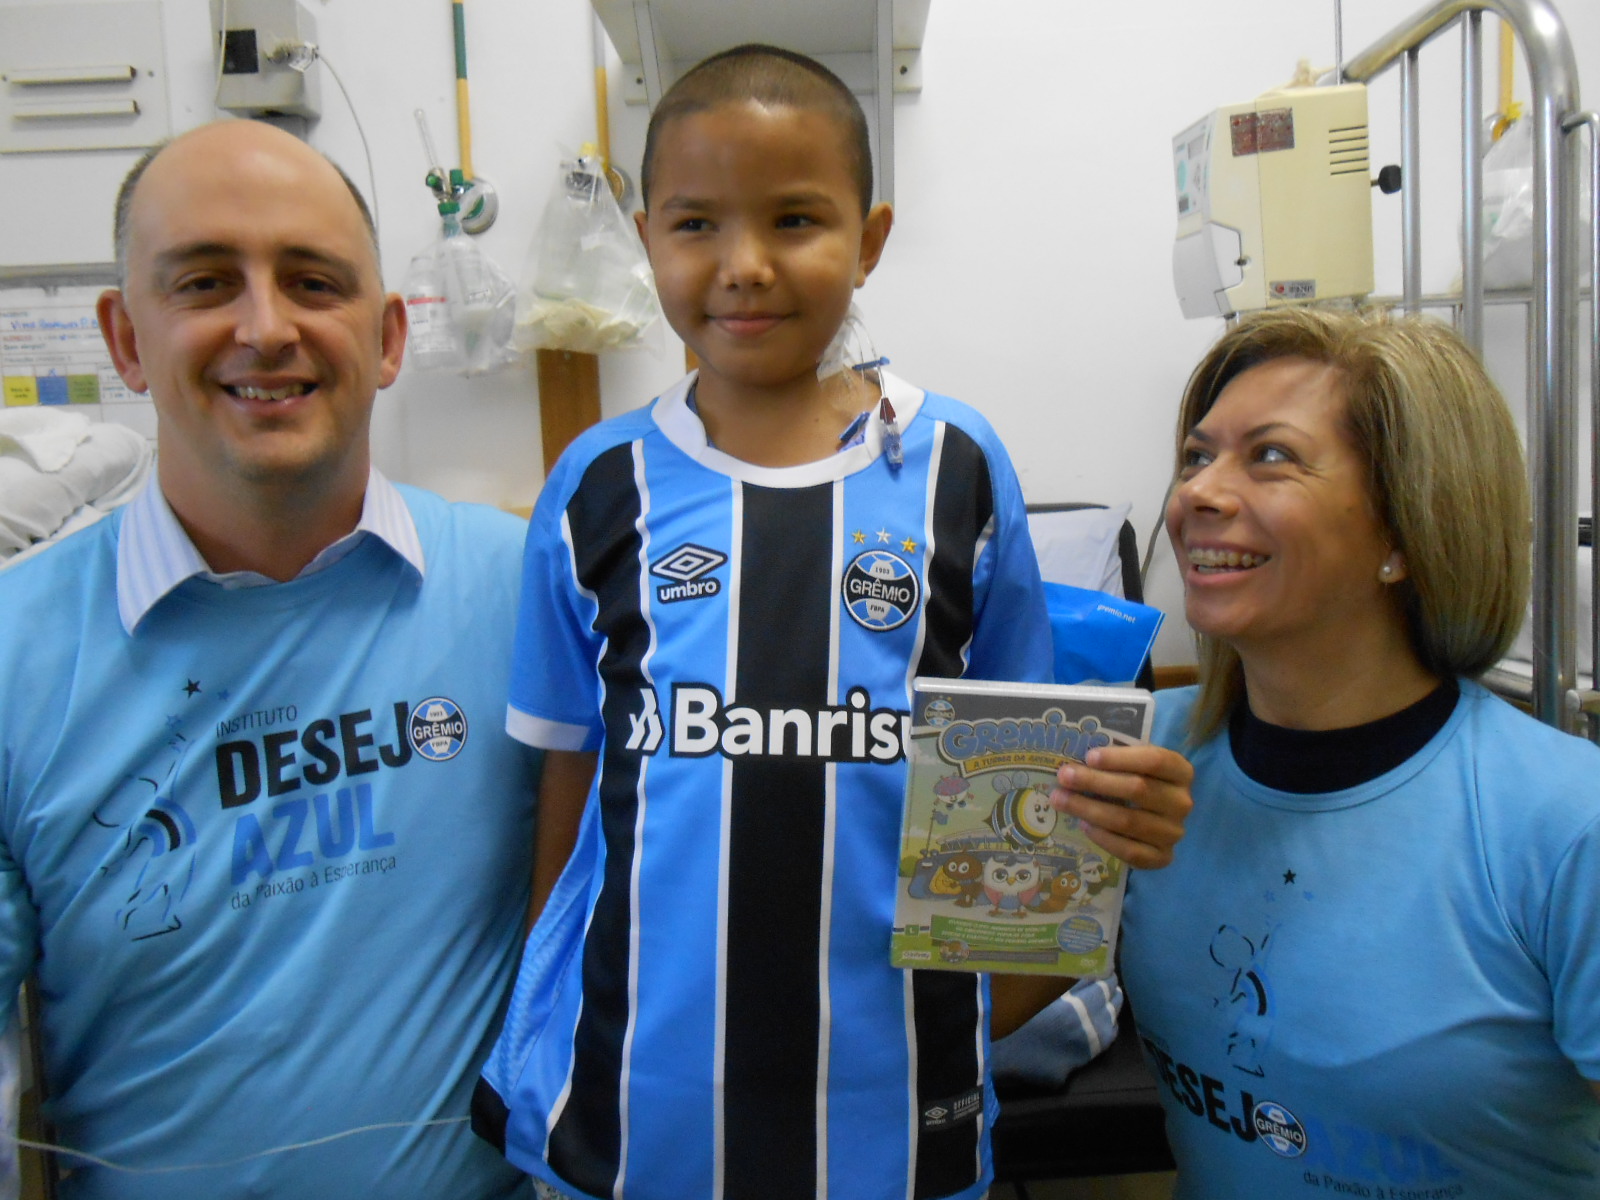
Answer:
1590 110 1599 736
1345 0 1582 729
1401 50 1423 313
1335 0 1345 86
452 0 473 180
1497 18 1515 135
1567 110 1600 735
875 0 895 205
1461 14 1484 352
593 11 611 169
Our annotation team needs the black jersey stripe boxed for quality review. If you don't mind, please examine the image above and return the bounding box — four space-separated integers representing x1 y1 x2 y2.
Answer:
910 424 992 1198
723 481 834 1200
909 970 986 1198
549 442 649 1197
918 424 991 679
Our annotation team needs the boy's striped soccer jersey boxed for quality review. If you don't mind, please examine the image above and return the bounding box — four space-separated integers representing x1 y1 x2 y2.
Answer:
477 372 1051 1200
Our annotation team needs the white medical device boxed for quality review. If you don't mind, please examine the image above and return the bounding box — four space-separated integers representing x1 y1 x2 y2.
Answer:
209 0 321 122
1172 83 1374 319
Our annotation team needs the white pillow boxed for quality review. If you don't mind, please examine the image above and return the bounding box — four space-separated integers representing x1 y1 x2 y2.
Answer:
1027 503 1132 597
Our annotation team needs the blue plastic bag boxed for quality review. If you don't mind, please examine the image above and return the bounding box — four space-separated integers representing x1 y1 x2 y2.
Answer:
1043 582 1164 686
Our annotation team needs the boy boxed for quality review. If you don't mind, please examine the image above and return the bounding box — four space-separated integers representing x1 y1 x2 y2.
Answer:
475 45 1191 1200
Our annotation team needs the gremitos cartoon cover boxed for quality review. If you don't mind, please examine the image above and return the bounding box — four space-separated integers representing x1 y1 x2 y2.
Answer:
891 678 1154 977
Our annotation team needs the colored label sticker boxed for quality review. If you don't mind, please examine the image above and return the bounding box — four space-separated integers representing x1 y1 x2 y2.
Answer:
3 376 38 406
1257 108 1296 152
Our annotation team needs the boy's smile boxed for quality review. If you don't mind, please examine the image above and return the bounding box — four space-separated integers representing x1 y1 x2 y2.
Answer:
636 100 892 427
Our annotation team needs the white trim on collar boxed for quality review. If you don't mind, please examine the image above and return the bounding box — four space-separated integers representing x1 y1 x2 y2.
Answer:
651 369 927 488
116 466 426 633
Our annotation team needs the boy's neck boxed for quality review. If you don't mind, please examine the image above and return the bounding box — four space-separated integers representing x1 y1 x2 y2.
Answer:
693 369 874 468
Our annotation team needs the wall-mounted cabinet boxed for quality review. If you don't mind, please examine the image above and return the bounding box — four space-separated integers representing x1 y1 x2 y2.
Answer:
0 1 170 154
591 0 930 204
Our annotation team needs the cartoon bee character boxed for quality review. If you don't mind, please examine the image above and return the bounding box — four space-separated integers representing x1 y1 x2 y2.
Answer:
983 854 1040 917
985 773 1058 848
931 852 985 906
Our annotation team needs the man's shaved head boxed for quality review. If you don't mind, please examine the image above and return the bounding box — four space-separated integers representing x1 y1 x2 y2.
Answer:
113 123 379 285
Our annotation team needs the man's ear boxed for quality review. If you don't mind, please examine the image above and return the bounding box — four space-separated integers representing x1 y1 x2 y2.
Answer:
634 208 651 255
854 202 894 287
377 293 407 390
96 289 148 394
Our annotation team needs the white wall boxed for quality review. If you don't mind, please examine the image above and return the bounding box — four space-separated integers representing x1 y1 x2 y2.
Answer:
4 0 1597 667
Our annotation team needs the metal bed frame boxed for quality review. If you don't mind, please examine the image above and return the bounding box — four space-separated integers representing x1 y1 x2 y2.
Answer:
1343 0 1600 741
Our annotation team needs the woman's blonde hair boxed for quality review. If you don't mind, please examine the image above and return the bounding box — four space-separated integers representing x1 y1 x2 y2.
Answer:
1175 307 1530 742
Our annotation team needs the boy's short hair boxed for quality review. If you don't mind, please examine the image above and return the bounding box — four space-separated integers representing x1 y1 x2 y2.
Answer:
1175 307 1530 742
640 43 874 216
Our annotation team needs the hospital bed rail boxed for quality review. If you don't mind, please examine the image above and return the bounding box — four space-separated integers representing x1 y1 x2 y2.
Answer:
1343 0 1600 741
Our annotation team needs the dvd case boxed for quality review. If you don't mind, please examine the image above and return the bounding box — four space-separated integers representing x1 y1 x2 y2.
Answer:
891 677 1154 978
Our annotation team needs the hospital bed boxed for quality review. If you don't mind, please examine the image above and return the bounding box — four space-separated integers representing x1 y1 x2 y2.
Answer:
1341 0 1599 743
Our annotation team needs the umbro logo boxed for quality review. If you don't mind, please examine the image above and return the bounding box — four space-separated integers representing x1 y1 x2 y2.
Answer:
921 1087 982 1131
650 543 726 604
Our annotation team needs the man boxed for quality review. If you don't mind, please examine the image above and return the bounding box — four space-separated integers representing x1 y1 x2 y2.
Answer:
0 120 536 1198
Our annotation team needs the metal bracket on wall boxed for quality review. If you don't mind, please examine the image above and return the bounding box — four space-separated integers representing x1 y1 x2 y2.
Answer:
591 0 930 207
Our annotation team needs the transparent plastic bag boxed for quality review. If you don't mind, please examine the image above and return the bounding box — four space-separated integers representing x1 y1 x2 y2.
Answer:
1481 118 1537 289
401 243 464 373
515 153 659 354
1478 117 1593 290
402 212 519 375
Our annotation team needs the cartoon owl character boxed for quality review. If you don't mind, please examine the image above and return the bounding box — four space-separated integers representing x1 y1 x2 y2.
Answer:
983 855 1040 917
986 779 1058 849
933 852 986 906
1031 869 1081 912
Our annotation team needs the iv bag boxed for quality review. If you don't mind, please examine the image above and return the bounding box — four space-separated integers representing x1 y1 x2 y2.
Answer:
515 153 659 354
402 222 519 375
402 246 464 372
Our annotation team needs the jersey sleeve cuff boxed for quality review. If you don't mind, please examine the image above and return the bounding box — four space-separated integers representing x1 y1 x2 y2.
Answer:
506 706 597 751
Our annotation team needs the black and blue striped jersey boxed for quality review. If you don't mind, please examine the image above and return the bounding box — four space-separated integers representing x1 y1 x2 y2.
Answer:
481 372 1051 1200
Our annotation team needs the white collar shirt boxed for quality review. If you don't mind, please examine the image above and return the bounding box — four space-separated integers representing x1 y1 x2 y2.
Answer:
116 466 426 634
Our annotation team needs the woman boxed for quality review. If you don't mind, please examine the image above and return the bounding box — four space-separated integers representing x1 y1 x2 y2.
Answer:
1118 307 1600 1197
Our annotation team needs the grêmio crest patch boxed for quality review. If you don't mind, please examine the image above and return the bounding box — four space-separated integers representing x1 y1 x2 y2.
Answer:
842 549 920 632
